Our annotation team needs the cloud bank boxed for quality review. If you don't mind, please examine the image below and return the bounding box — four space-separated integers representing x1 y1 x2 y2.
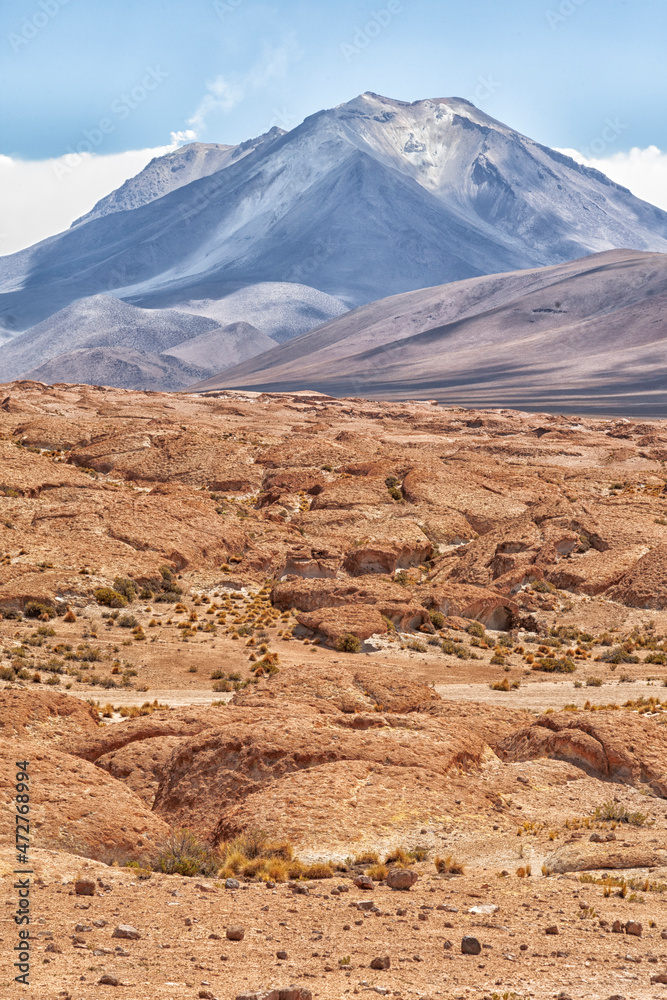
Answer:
558 145 667 211
0 145 173 256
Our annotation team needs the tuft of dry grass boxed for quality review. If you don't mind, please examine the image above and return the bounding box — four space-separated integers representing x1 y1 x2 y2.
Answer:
434 854 465 875
305 862 334 879
365 862 389 881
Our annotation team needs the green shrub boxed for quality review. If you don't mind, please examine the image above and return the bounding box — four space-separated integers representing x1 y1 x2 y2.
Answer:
532 656 576 674
152 829 220 877
466 621 485 638
530 580 558 594
429 611 445 629
593 800 647 826
645 652 667 665
601 646 639 664
336 633 362 653
94 588 127 609
113 577 136 602
24 601 55 619
118 614 139 629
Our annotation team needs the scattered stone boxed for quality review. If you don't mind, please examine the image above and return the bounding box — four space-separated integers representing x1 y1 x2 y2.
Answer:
469 904 499 916
625 921 642 937
353 875 374 890
199 992 218 1000
74 923 92 932
545 926 559 936
277 950 288 960
370 956 390 970
111 925 140 940
74 879 95 896
651 974 667 984
386 868 419 891
226 925 245 941
443 940 452 950
45 942 62 954
225 878 240 890
612 920 623 933
461 936 482 955
98 975 120 986
235 991 312 1000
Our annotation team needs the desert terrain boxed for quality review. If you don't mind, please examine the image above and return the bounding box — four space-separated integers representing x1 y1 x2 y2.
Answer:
1 379 667 999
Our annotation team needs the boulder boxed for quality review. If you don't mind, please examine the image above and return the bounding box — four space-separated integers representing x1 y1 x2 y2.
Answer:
386 868 419 890
542 843 666 874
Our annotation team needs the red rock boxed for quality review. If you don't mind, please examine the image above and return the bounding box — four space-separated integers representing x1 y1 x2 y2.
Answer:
0 738 169 862
495 711 667 796
0 690 99 742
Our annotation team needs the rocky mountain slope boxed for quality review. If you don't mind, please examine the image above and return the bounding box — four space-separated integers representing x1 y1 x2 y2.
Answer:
72 130 285 227
2 92 667 344
196 248 667 414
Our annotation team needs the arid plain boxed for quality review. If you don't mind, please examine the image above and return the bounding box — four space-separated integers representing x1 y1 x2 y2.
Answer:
2 380 667 1000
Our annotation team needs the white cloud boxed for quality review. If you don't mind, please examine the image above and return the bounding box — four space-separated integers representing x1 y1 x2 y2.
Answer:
558 145 667 212
0 146 175 256
170 129 198 145
185 38 300 137
187 77 245 133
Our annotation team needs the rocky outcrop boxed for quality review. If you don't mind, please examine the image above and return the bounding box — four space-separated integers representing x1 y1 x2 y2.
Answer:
58 706 229 762
0 739 169 861
607 544 667 609
543 842 667 874
495 711 667 795
152 711 487 842
426 583 519 630
0 690 99 742
232 662 440 715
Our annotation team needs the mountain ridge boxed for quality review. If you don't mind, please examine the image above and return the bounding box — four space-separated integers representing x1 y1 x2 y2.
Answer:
2 92 667 338
189 248 667 415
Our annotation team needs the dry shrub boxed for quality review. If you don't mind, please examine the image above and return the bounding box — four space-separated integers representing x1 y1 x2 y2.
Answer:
434 854 465 875
365 862 388 881
152 829 220 877
354 849 379 865
385 847 413 866
305 862 334 879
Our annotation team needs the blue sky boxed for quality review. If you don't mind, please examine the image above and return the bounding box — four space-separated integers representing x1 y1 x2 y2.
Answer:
1 0 666 252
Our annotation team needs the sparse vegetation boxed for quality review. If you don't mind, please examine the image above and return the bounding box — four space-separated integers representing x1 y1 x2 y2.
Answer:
593 800 648 826
532 656 576 673
152 829 220 877
94 587 127 609
434 854 465 875
336 633 362 653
